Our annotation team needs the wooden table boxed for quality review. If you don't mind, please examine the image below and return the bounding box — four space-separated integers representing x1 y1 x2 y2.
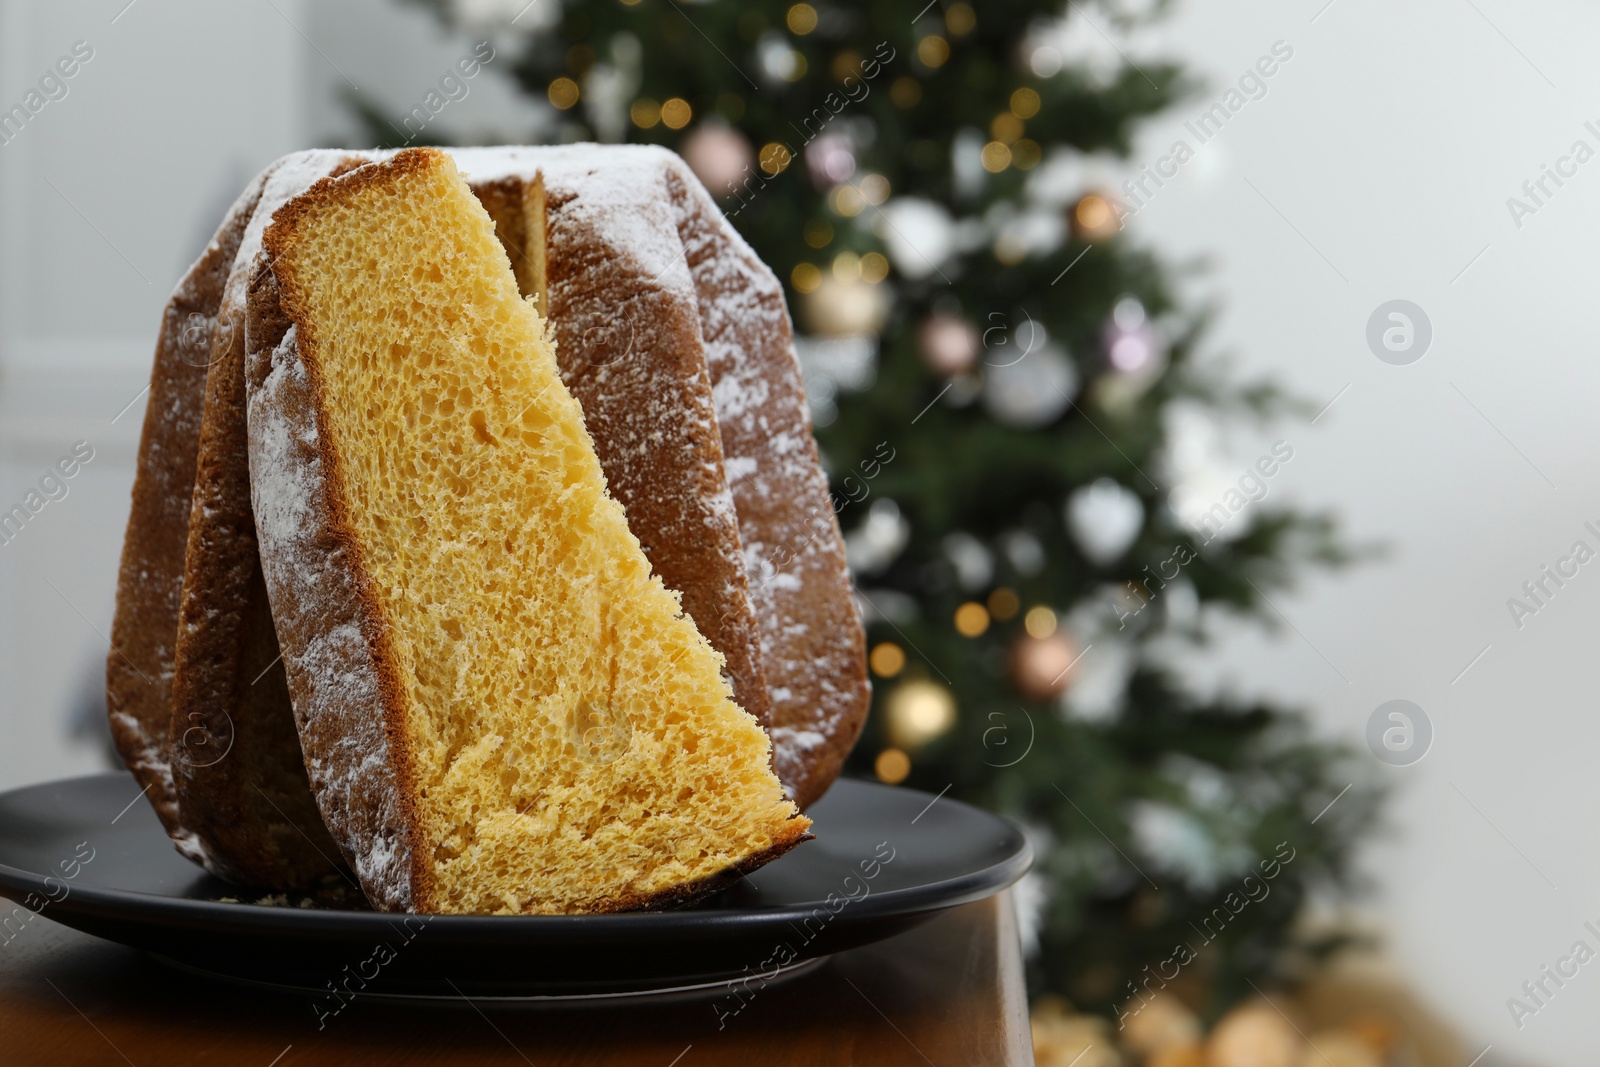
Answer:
0 892 1032 1065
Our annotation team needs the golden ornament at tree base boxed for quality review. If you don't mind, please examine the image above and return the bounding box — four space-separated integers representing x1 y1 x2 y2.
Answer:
1032 998 1123 1067
1121 993 1201 1060
1009 630 1080 702
1299 1030 1380 1067
1206 1000 1302 1067
1150 1043 1204 1067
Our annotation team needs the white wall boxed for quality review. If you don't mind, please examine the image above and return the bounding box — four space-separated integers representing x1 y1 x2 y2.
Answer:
1127 2 1600 1064
0 0 309 785
0 0 513 787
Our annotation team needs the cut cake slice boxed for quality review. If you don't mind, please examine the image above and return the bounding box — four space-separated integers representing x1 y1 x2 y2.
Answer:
245 147 809 912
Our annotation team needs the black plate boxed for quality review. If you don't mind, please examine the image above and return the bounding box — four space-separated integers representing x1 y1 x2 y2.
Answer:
0 773 1029 998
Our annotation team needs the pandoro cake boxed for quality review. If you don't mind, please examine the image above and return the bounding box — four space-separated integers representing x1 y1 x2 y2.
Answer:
110 144 867 911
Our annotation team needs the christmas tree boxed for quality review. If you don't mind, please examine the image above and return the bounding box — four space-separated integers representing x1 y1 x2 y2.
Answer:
367 0 1380 1021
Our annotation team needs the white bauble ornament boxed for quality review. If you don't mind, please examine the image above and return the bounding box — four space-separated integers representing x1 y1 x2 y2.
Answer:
876 197 955 280
681 124 755 196
981 345 1077 427
845 498 909 575
1065 478 1143 565
942 532 993 591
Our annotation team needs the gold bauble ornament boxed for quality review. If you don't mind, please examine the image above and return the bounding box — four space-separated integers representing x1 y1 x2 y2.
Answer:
799 275 888 337
1206 1001 1302 1067
1009 630 1080 703
883 678 956 750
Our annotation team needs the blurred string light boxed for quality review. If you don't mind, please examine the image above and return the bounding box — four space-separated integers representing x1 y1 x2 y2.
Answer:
828 184 866 217
891 76 922 108
786 2 817 35
870 641 906 677
1010 87 1041 118
884 679 957 750
992 112 1024 144
629 97 660 128
917 34 951 69
981 141 1012 173
791 262 821 293
988 587 1021 620
831 51 863 81
547 77 579 110
660 97 692 129
955 601 991 637
875 747 911 784
760 142 793 176
631 97 691 131
1070 192 1121 242
1024 605 1057 638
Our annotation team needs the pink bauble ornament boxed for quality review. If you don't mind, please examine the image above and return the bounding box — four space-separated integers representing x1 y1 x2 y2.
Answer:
806 133 856 188
1009 631 1081 703
682 124 755 197
917 313 981 376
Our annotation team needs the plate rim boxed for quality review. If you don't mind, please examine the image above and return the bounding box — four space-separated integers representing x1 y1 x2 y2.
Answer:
0 773 1033 937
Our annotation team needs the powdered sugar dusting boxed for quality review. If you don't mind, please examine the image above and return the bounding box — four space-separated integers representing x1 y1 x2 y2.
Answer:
665 159 870 806
249 309 415 912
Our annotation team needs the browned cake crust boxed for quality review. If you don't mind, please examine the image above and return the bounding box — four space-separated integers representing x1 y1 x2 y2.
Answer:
107 172 270 858
168 153 368 887
667 164 871 810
